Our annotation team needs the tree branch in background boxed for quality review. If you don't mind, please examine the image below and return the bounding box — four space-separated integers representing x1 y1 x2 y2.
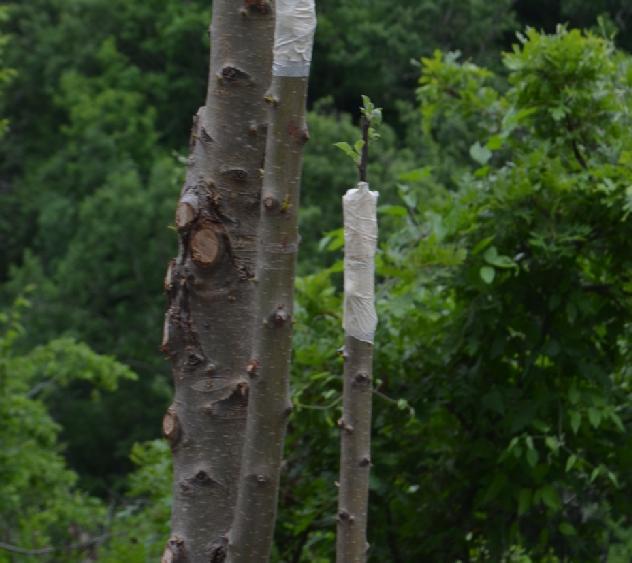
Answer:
0 534 109 557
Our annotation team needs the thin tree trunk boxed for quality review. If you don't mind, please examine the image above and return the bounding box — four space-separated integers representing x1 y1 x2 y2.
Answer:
227 1 316 561
161 2 274 561
336 182 378 563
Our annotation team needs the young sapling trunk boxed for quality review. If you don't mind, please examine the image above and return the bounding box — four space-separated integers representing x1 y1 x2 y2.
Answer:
336 97 381 563
226 1 316 561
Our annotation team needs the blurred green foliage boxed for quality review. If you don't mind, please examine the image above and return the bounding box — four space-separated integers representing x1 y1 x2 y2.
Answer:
0 297 134 561
0 1 631 561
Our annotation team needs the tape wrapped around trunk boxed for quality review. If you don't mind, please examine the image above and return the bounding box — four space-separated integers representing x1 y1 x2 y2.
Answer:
273 0 317 77
343 182 379 343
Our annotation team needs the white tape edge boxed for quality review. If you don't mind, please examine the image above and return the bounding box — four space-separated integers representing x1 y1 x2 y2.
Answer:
343 182 379 344
273 0 316 77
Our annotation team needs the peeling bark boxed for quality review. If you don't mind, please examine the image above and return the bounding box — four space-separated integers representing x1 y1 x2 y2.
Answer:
227 1 316 559
162 1 274 560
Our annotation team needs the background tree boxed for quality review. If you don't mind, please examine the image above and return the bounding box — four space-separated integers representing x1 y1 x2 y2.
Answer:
0 297 135 561
0 1 631 561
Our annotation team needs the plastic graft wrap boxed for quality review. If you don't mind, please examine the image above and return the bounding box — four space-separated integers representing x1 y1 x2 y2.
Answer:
343 182 379 344
273 0 316 77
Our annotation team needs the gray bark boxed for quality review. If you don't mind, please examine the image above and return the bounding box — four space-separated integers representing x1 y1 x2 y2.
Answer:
336 336 374 563
226 74 310 563
161 2 274 561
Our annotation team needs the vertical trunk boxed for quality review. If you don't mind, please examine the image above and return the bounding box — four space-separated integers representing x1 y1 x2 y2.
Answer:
227 1 316 561
161 2 274 561
336 182 378 563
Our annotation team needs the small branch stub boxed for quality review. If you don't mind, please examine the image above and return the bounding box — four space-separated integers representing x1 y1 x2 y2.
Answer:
220 66 252 85
163 406 181 446
244 0 272 15
246 359 260 377
191 226 221 268
272 306 289 326
263 194 278 211
337 510 354 524
161 536 186 563
176 202 197 230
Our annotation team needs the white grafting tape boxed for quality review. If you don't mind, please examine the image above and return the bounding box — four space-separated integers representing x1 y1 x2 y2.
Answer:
343 182 379 344
273 0 317 77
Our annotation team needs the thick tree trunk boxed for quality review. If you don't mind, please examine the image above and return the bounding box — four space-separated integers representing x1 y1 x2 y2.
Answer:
161 2 274 561
336 182 378 563
227 1 316 561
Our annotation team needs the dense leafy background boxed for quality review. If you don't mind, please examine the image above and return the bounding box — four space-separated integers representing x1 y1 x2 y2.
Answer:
0 1 630 561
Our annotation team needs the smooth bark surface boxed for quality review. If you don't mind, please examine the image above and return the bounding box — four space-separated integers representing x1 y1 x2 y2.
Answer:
337 180 377 562
161 2 274 561
336 336 374 563
226 73 310 563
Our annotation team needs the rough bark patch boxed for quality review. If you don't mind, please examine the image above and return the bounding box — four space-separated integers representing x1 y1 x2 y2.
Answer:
161 536 186 563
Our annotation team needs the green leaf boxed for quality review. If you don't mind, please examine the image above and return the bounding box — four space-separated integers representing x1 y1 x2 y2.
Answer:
540 485 560 510
565 455 577 472
545 436 559 453
607 471 620 488
559 522 576 536
334 141 355 159
484 246 515 269
609 411 625 432
378 205 408 218
486 134 504 151
471 236 495 256
480 266 495 284
470 142 492 165
570 411 581 434
397 398 409 410
526 447 539 468
518 489 532 516
588 408 601 428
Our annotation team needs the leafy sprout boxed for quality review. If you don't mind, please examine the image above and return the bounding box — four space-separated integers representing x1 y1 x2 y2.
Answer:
334 95 382 181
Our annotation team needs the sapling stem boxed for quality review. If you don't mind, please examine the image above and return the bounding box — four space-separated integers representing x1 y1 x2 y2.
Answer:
336 97 380 563
227 2 316 561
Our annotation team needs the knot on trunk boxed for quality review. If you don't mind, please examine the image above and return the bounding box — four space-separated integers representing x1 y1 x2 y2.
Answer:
337 510 355 524
243 0 271 15
219 66 252 85
161 536 186 563
162 406 181 447
206 536 228 563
